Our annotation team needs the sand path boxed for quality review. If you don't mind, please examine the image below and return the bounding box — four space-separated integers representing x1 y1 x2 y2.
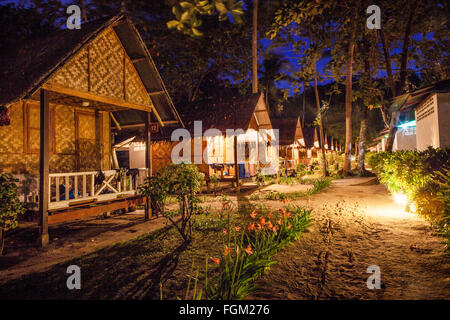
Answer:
249 177 450 300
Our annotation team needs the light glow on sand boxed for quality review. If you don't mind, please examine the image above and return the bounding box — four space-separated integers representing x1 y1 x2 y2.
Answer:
393 192 408 206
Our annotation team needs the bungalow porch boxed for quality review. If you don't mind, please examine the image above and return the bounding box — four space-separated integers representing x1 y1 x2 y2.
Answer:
0 15 182 245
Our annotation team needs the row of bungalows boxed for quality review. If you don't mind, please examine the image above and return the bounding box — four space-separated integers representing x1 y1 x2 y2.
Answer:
270 118 343 172
112 93 278 185
0 15 184 244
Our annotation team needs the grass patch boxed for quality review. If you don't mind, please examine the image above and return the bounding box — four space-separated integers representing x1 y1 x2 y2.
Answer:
259 178 332 201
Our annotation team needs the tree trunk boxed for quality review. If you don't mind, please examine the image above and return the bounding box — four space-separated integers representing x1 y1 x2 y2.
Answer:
385 111 400 151
358 106 368 173
0 228 4 256
302 90 306 127
252 0 258 94
80 0 87 22
383 1 419 151
314 75 328 177
343 28 356 175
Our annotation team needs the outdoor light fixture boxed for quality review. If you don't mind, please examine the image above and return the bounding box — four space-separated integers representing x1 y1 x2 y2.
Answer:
81 101 90 107
397 120 416 128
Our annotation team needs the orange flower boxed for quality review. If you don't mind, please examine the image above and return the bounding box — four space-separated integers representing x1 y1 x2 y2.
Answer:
247 223 255 232
250 209 258 219
235 225 241 232
244 245 253 255
277 219 282 225
210 257 220 264
259 217 266 226
266 221 273 229
224 245 231 256
287 224 292 229
287 212 291 218
283 199 290 204
267 212 272 219
272 226 279 233
223 228 228 235
256 223 262 231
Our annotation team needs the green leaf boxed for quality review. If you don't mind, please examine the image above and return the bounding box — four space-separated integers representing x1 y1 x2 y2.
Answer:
179 1 193 9
180 10 191 22
215 1 228 14
167 20 179 29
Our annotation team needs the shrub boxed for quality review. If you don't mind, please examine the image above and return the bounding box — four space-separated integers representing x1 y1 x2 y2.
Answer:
138 163 204 242
0 173 25 255
209 174 220 195
204 205 311 299
370 148 450 253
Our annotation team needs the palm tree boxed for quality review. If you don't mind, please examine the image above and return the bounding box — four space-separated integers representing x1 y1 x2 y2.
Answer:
252 0 258 93
260 51 289 114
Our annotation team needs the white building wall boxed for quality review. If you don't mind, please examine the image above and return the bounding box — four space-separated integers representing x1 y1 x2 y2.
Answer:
437 92 450 148
393 128 416 151
415 94 440 151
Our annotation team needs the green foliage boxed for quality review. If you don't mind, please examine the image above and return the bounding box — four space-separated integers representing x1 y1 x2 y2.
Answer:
262 178 332 200
0 173 24 232
167 0 244 37
204 205 311 299
209 173 220 195
371 148 450 254
138 163 205 242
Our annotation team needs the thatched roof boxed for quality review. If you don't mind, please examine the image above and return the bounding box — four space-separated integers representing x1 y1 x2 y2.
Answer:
302 127 316 149
0 14 182 126
271 118 300 146
180 93 265 133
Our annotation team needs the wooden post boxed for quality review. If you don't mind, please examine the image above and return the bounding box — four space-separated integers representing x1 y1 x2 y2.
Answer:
234 135 240 192
95 110 102 170
144 112 152 219
39 89 50 246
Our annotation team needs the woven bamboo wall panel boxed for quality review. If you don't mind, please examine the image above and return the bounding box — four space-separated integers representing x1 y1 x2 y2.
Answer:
0 102 23 153
55 105 75 154
151 141 175 174
49 47 89 91
125 58 151 106
0 152 76 175
89 28 124 99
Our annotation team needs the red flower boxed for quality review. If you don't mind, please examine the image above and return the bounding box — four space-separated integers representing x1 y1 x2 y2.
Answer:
259 217 266 226
224 245 231 256
210 257 220 264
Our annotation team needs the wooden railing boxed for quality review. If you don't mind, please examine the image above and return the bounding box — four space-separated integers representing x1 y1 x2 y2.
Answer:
48 169 147 209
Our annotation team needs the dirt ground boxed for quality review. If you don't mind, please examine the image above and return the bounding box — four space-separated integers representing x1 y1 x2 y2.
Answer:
1 177 448 299
249 178 450 300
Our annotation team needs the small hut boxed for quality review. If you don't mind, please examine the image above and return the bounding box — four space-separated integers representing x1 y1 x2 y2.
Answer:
0 15 181 244
271 117 306 172
113 93 275 186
